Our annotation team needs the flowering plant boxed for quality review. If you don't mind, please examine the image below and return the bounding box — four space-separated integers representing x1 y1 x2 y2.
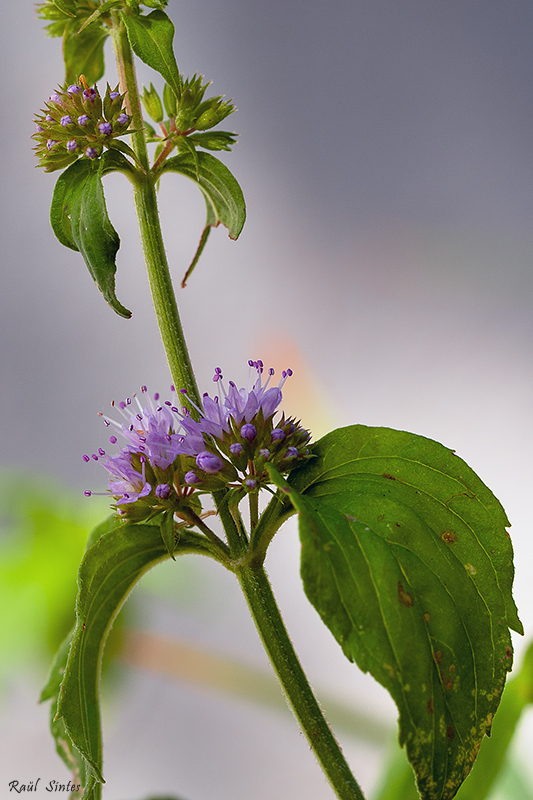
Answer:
34 3 524 800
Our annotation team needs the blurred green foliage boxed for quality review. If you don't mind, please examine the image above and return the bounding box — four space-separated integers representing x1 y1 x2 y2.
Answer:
0 471 109 686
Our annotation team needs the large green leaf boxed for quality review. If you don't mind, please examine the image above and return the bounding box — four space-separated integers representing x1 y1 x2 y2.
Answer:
374 638 533 800
50 156 131 318
39 516 123 800
161 152 246 285
282 426 522 800
63 17 108 85
41 628 91 800
122 9 182 100
53 521 211 798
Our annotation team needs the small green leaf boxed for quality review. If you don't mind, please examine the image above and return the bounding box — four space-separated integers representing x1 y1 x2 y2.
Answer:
105 139 141 168
50 156 131 318
63 17 108 85
189 131 238 152
177 136 200 179
159 511 179 559
121 9 182 100
52 0 77 17
161 151 246 284
77 0 122 33
180 225 212 288
284 426 522 800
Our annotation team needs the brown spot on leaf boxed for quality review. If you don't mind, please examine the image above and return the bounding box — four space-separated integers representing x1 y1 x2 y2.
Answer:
449 664 455 672
445 676 454 691
433 650 443 665
382 473 396 480
423 613 431 623
398 582 414 607
441 530 457 544
427 698 434 715
377 514 385 522
446 725 455 740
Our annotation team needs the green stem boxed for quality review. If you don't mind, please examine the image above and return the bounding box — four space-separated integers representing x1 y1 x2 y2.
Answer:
236 563 366 800
213 489 248 558
249 490 259 533
110 16 200 407
249 490 292 564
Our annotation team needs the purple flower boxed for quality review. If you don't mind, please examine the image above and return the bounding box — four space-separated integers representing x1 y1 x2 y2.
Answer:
240 423 257 441
284 447 299 460
85 147 98 159
49 92 62 104
67 139 78 153
104 451 152 505
179 361 292 443
77 114 90 126
98 121 113 136
86 368 308 513
117 112 130 126
109 91 121 100
196 451 224 474
97 387 185 470
47 139 59 150
68 84 82 95
61 115 73 127
83 88 97 102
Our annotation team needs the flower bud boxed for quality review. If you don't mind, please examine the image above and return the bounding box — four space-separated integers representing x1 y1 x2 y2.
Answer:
141 83 164 123
33 82 134 172
163 83 177 117
196 451 224 474
195 100 235 131
103 84 124 120
240 424 257 442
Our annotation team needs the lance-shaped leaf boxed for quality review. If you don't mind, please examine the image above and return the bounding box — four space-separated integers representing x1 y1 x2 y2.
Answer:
50 156 131 318
54 522 211 797
161 152 246 285
63 17 108 85
40 516 123 800
281 426 522 800
122 9 182 100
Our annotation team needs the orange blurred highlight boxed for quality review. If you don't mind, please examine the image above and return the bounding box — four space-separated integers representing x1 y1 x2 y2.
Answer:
253 336 338 440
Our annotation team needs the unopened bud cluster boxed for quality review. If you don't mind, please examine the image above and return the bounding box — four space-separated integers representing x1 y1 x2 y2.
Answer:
33 80 131 172
142 76 237 153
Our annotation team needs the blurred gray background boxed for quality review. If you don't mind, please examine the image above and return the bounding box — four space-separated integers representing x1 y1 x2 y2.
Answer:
1 1 533 798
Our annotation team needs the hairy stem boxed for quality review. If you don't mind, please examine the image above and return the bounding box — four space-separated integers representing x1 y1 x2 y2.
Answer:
236 563 366 800
110 15 200 407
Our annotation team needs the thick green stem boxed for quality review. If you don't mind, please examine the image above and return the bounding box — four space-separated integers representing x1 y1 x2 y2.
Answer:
110 16 200 406
236 563 366 800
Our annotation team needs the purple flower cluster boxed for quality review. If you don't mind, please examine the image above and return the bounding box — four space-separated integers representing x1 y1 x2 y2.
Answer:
85 362 311 519
33 81 131 172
